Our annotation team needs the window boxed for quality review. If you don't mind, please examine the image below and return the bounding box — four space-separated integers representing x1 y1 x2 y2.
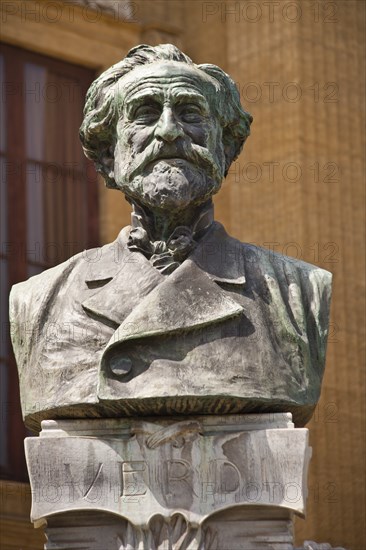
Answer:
0 43 98 480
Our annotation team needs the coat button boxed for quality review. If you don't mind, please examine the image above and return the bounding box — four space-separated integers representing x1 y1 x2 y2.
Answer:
110 356 132 376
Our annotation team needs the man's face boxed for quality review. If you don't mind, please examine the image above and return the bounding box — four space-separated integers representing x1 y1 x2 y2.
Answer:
112 62 225 211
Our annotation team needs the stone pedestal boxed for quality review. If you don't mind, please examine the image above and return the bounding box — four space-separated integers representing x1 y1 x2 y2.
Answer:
25 413 311 549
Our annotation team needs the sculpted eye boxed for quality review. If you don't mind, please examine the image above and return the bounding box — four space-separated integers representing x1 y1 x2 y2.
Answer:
178 104 203 123
133 104 161 121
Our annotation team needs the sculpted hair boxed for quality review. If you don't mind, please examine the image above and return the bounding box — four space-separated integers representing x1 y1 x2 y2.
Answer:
79 44 253 188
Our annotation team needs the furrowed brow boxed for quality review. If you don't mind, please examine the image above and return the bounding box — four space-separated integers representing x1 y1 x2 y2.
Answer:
123 91 164 116
172 91 209 110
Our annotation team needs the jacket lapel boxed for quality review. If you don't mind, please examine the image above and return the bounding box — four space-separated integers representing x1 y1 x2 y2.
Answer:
82 228 164 327
83 222 246 332
101 257 244 368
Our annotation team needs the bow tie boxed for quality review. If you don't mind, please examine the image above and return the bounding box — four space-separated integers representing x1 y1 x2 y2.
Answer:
127 202 214 275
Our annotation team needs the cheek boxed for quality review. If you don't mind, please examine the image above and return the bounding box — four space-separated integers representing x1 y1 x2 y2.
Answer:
183 124 210 146
208 123 223 152
117 123 155 153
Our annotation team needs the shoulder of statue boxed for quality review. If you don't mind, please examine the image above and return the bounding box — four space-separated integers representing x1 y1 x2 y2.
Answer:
242 241 332 285
9 228 130 316
11 229 127 295
10 250 82 302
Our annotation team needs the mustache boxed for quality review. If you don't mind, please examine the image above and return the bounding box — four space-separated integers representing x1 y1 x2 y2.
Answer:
125 139 224 181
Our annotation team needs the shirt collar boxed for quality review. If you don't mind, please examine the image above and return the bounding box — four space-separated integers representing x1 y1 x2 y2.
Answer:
85 221 245 287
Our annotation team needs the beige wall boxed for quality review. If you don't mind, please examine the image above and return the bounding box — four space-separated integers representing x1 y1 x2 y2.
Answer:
1 0 365 548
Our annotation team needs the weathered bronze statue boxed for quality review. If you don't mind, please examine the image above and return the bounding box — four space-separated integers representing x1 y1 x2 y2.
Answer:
10 44 332 431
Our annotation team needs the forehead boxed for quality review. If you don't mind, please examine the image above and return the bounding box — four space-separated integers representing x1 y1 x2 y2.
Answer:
116 61 219 105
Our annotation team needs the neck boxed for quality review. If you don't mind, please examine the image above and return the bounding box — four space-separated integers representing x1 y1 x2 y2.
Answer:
129 199 214 242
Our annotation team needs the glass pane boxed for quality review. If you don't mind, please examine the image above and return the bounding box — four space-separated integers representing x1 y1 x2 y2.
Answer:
0 156 7 244
0 361 8 468
25 63 46 161
25 65 46 267
0 55 5 152
0 259 8 359
26 161 44 261
0 258 9 467
27 263 44 278
0 55 6 152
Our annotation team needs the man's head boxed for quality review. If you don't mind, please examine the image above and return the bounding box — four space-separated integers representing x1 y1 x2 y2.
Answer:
80 44 252 212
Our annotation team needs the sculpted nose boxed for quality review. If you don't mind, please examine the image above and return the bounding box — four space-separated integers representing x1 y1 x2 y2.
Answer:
155 108 183 142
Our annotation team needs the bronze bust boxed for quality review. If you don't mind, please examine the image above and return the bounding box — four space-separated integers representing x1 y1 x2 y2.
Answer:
10 44 332 430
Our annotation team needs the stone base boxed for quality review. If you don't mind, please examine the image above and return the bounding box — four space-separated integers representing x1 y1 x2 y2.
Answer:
43 508 294 549
25 413 311 549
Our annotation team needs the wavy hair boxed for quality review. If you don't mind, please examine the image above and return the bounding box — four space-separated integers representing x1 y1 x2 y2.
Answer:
79 44 253 188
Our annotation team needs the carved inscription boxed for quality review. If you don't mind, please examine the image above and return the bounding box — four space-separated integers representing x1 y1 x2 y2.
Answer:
33 456 305 510
121 461 147 500
26 421 310 525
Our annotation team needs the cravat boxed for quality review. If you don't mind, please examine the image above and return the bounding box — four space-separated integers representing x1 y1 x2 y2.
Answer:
127 203 214 274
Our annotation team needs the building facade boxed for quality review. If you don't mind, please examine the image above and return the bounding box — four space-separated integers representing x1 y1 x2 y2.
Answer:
0 1 364 548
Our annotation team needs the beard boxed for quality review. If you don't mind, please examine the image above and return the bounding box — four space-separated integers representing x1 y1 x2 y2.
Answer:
124 159 221 210
115 139 224 211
